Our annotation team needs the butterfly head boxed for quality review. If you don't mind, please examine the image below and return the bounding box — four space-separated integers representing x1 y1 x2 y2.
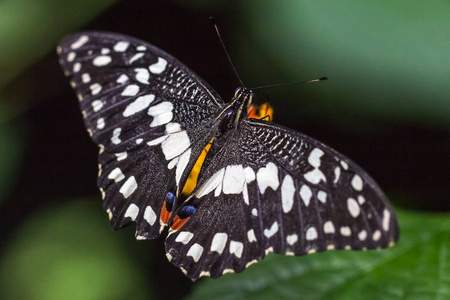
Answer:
217 87 254 134
232 87 254 113
234 87 253 102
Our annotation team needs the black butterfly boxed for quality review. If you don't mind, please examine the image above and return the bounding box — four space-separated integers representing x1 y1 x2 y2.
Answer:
57 32 399 281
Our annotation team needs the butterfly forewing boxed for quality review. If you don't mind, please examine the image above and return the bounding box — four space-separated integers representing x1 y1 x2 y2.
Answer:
165 118 398 280
58 32 224 238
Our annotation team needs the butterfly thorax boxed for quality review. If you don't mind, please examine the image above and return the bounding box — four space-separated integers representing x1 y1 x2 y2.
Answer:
217 87 254 135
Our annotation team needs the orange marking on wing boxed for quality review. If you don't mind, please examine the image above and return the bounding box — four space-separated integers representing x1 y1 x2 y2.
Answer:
160 201 172 225
181 138 214 196
171 215 190 231
247 103 274 120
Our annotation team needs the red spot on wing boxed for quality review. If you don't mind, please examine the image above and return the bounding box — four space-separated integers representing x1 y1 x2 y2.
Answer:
171 215 190 231
160 201 172 225
247 103 274 120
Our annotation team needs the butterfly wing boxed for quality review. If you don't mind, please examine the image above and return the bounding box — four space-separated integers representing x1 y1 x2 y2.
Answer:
58 32 224 239
165 118 399 280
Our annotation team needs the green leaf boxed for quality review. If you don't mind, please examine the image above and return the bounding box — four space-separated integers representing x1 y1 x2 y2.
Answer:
0 200 155 300
189 210 450 300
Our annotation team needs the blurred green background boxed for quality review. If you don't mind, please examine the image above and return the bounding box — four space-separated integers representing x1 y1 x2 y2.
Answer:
0 1 448 299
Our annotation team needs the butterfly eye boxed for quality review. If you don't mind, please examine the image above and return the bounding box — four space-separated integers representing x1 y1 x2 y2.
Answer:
234 87 243 98
224 107 234 118
218 107 235 133
248 91 254 105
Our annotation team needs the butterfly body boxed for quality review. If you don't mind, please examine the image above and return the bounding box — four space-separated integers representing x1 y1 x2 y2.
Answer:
58 32 399 281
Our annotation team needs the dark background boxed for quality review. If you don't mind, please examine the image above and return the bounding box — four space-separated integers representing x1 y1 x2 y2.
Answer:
0 1 448 299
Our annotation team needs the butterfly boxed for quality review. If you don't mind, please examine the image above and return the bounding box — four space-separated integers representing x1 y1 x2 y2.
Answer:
57 31 399 281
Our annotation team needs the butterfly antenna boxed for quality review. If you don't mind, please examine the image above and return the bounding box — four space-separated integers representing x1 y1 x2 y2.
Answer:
251 77 328 90
210 17 245 87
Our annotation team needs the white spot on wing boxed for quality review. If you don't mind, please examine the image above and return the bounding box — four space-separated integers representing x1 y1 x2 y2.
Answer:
222 164 245 194
121 84 140 97
73 62 81 73
175 231 193 244
199 271 210 277
306 227 318 240
187 243 203 262
149 57 167 74
115 152 127 161
299 185 312 207
243 167 255 183
308 148 324 167
70 35 89 49
257 162 279 194
111 128 122 144
358 230 367 241
382 209 391 231
108 167 125 182
340 226 351 236
92 100 103 112
123 94 155 117
119 176 138 199
210 233 228 254
347 198 361 218
287 234 298 245
148 101 174 127
247 229 257 242
229 240 243 258
93 55 112 66
304 168 326 184
124 203 139 221
113 41 129 52
264 222 279 238
144 206 157 226
81 73 91 83
116 74 129 84
135 68 150 84
323 221 335 234
96 118 105 129
340 161 349 170
147 135 168 146
165 122 181 134
160 130 190 160
196 168 225 198
351 174 363 191
317 190 327 203
67 52 76 62
358 195 366 205
251 208 258 216
372 230 381 241
334 167 341 184
242 183 249 205
129 52 144 64
175 149 191 185
281 175 295 213
90 83 102 95
168 157 179 170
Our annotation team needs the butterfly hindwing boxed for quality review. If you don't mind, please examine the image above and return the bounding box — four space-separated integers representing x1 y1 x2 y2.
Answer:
165 118 398 280
58 32 224 238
